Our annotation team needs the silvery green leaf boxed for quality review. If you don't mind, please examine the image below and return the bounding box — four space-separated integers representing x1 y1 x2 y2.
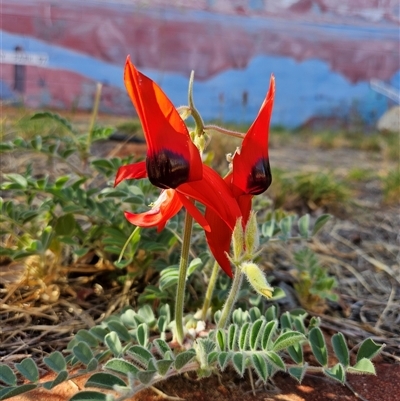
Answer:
174 350 196 371
348 358 376 375
127 345 153 367
249 319 265 350
238 322 250 350
298 214 310 239
324 363 346 383
251 354 268 382
156 359 173 376
232 353 245 376
288 364 308 383
106 321 131 343
104 358 139 376
136 323 149 347
42 371 69 390
261 320 278 351
0 384 37 400
72 342 93 366
272 331 306 353
228 324 238 351
104 332 122 357
15 358 39 383
332 333 349 367
0 364 17 386
309 327 328 367
356 339 384 363
312 214 331 236
217 351 231 371
69 390 109 400
136 370 156 385
84 373 126 390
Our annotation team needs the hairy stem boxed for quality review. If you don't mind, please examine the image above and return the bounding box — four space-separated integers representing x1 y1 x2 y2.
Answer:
217 265 243 329
175 207 194 345
200 260 220 321
188 71 204 137
204 124 245 139
87 82 102 151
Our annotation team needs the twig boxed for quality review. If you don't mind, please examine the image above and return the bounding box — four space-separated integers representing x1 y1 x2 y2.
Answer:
331 232 400 286
150 386 185 400
345 380 370 401
375 280 396 330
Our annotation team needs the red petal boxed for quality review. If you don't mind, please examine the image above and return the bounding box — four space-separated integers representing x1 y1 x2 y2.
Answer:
114 161 147 187
237 194 253 225
232 75 275 196
124 58 202 187
176 193 211 232
204 207 233 277
177 165 241 230
124 189 182 231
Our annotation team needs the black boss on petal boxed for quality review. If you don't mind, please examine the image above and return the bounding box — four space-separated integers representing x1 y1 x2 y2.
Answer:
146 149 190 189
247 158 272 195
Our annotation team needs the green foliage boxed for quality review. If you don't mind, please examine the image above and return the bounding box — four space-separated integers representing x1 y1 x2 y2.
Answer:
382 168 400 204
346 167 376 182
0 306 382 400
0 112 177 294
260 212 331 243
292 247 338 312
270 169 349 212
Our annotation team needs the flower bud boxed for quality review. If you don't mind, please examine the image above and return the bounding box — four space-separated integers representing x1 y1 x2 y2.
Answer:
194 134 206 154
241 262 274 299
232 217 244 261
244 211 260 258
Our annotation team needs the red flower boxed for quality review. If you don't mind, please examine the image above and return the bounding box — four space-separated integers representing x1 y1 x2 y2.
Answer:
115 161 240 236
115 59 241 275
124 56 202 189
205 75 275 272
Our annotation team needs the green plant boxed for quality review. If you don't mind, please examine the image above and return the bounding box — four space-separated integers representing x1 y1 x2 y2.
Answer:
270 170 349 212
382 168 400 204
0 304 384 401
0 112 176 303
346 167 376 182
292 247 338 313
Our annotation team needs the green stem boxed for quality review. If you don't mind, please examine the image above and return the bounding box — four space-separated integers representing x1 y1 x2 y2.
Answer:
200 260 220 321
87 82 102 151
117 226 141 263
204 124 245 139
175 208 194 345
188 71 204 137
217 265 243 329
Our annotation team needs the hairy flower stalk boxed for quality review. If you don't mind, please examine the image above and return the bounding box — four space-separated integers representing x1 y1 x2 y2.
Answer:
188 70 205 139
217 265 244 329
175 207 194 345
217 212 274 328
204 124 245 139
200 260 220 321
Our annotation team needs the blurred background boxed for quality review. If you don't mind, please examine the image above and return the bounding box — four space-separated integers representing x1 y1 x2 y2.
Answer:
1 0 399 130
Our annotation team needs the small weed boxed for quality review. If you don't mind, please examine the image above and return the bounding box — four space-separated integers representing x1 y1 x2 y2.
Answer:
292 247 338 313
270 169 349 212
359 135 382 152
308 131 349 150
115 120 142 135
346 167 376 182
382 168 400 204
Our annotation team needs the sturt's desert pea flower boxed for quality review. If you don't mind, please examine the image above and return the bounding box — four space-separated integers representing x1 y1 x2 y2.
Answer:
205 75 275 276
115 58 241 270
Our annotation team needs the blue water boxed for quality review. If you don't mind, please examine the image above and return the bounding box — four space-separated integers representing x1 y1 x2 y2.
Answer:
1 30 397 128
